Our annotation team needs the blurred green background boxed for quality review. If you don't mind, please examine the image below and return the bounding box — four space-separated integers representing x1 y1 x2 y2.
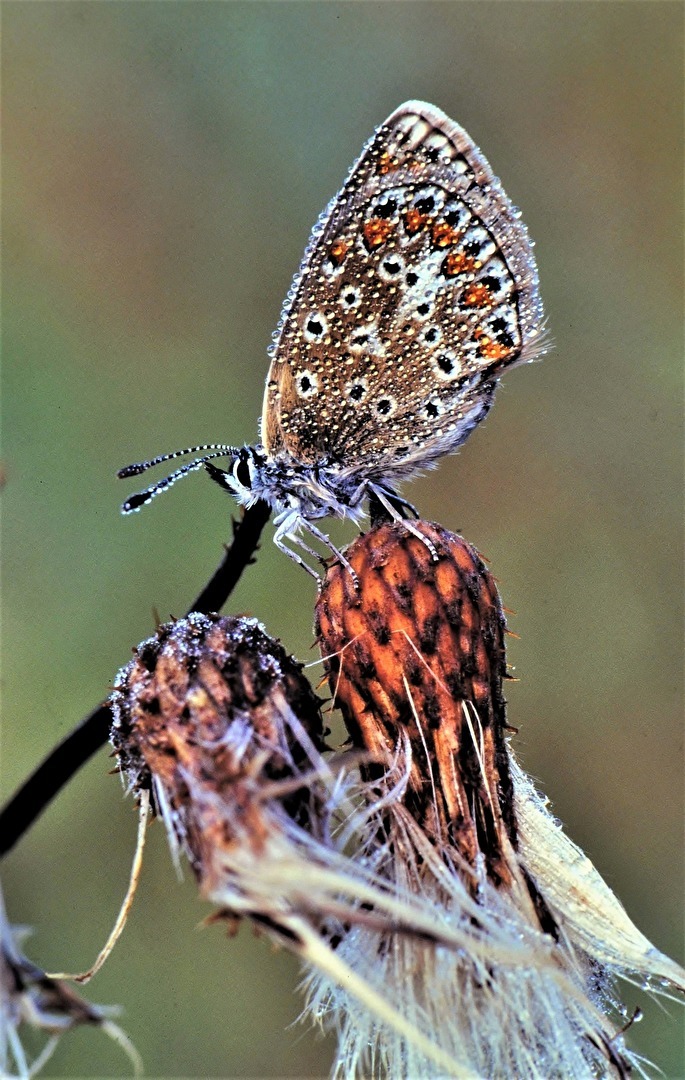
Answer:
3 3 683 1077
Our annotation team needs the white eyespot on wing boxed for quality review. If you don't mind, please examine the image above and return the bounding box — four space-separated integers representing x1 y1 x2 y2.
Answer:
370 188 407 218
348 322 384 355
423 396 446 419
377 252 406 282
409 185 446 215
373 394 398 420
344 377 369 404
441 200 472 231
431 349 463 381
461 223 497 265
480 304 521 351
411 297 435 321
295 369 319 398
422 324 443 347
338 284 362 310
303 311 329 342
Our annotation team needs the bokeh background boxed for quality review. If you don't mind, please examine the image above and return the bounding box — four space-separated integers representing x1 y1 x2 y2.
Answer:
3 3 683 1077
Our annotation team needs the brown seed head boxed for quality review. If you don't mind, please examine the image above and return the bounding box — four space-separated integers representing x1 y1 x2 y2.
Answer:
315 521 516 882
110 613 325 880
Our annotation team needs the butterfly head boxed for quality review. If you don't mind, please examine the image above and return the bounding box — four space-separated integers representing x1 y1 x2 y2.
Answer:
204 445 272 508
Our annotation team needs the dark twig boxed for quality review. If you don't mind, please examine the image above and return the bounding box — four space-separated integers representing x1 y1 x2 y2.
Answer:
189 499 271 614
0 705 111 859
0 502 271 858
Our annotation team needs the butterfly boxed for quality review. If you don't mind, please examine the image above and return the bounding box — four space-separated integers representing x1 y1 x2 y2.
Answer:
119 101 546 578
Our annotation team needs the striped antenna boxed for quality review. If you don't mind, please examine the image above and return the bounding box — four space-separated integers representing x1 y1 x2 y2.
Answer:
120 446 239 514
118 443 239 479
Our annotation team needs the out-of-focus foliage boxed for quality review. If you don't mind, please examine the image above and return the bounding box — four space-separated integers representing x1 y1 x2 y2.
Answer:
3 3 682 1076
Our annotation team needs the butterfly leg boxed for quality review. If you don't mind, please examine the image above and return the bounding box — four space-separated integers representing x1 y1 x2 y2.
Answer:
371 484 420 522
365 483 439 562
272 509 324 582
273 537 323 582
348 479 419 523
301 519 359 587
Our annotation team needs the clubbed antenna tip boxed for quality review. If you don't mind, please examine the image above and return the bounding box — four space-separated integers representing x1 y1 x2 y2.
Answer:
122 490 155 514
117 462 148 479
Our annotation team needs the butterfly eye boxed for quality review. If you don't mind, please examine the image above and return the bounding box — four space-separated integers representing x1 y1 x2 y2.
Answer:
235 451 252 488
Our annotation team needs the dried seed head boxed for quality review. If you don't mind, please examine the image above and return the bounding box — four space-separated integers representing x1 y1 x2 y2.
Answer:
0 883 140 1076
102 556 683 1080
316 520 516 881
310 521 684 1078
110 612 326 877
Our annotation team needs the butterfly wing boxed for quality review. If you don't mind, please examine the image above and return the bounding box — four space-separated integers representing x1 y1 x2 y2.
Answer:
262 101 545 480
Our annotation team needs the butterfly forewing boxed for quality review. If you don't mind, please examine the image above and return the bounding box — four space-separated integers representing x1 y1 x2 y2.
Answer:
262 101 544 479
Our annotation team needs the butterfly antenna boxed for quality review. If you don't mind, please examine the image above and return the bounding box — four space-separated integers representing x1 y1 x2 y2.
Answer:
121 448 238 514
118 443 239 479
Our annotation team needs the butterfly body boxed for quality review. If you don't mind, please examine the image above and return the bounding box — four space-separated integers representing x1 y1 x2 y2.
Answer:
205 445 414 575
120 101 546 576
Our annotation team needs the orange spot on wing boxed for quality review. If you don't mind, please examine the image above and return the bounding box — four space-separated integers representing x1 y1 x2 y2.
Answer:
363 218 395 248
475 330 512 362
404 208 429 235
376 152 400 175
328 239 349 266
431 222 462 248
442 250 475 277
464 283 492 307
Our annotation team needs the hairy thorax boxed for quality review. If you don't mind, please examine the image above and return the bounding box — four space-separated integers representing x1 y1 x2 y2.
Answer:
241 447 368 525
